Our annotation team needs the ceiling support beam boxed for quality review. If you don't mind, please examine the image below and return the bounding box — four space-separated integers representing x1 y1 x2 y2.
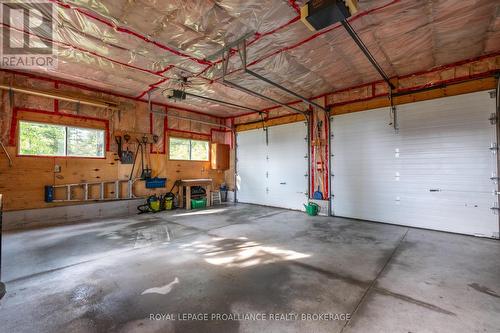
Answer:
341 20 395 90
150 110 233 131
245 68 327 112
239 40 327 115
222 79 308 118
182 91 261 114
220 41 310 119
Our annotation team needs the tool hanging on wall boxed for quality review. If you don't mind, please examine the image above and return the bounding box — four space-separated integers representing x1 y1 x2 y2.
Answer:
140 138 152 180
115 135 134 164
141 135 153 179
129 139 152 180
141 122 166 187
122 134 134 164
115 135 123 162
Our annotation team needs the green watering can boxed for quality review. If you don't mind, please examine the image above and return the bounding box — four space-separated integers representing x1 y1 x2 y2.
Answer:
304 202 320 216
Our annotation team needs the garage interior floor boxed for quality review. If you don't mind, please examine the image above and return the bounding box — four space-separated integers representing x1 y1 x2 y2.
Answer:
1 203 499 333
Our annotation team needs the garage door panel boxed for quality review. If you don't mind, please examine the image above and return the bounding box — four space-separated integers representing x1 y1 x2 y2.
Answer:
267 122 308 210
331 91 499 237
335 197 495 236
236 128 267 206
237 122 308 211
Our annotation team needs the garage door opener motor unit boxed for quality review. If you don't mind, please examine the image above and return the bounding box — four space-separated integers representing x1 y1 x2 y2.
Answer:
301 0 359 31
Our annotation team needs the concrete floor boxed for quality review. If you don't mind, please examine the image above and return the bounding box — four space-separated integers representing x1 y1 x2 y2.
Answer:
0 203 499 333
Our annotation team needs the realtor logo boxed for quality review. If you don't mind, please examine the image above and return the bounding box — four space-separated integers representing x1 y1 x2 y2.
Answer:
1 1 57 68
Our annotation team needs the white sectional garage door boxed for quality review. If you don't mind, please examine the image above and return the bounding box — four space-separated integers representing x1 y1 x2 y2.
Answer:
237 121 308 210
331 91 499 238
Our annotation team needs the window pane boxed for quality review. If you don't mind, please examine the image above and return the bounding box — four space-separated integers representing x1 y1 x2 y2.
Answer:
67 126 105 157
19 121 65 156
170 137 190 160
190 140 209 161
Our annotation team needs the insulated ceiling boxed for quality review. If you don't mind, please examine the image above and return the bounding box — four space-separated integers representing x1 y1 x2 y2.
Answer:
2 0 499 117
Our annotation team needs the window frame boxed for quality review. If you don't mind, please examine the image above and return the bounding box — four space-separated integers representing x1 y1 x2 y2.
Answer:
17 119 106 159
168 136 210 162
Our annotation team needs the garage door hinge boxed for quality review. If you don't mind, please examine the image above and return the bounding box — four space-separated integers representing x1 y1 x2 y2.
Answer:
266 171 269 178
489 113 497 125
489 143 498 151
304 154 308 159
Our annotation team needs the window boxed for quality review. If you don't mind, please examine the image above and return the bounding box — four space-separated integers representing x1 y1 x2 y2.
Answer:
19 121 105 157
169 137 209 161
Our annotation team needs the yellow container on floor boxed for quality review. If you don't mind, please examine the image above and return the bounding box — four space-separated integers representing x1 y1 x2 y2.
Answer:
165 198 173 210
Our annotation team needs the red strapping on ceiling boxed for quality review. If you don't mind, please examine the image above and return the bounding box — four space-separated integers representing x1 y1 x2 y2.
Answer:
287 0 301 15
196 14 302 79
228 52 500 120
0 69 222 120
49 0 212 66
0 22 168 80
248 16 301 47
218 0 402 80
136 78 169 99
4 0 498 117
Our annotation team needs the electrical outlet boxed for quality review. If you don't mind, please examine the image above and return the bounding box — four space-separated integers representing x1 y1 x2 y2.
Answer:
54 164 61 173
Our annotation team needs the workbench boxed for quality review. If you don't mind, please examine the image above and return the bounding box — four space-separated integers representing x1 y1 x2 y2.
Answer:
178 179 213 210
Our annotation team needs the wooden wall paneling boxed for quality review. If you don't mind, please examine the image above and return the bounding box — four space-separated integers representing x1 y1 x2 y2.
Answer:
0 72 231 211
0 147 54 210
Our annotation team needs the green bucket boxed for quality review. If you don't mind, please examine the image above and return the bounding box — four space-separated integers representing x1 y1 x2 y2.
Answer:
304 202 320 216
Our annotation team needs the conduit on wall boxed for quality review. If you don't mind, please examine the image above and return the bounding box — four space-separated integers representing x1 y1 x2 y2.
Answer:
0 84 120 110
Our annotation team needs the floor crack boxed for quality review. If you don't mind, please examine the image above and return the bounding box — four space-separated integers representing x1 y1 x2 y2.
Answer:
340 228 409 332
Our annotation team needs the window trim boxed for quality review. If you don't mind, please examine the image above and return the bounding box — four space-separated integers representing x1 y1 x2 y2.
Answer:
10 108 110 159
17 119 106 159
168 136 210 162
